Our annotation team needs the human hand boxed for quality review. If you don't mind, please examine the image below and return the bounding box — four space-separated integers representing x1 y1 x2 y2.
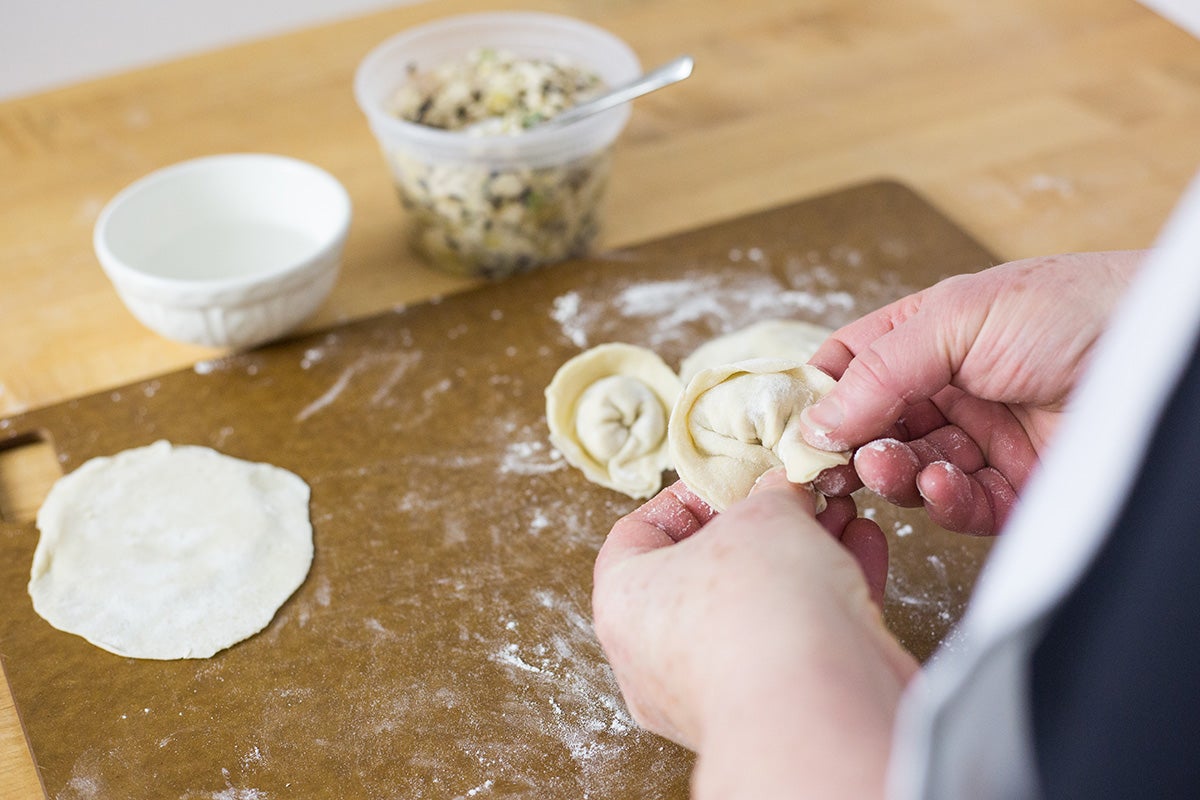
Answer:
592 471 917 798
804 251 1143 534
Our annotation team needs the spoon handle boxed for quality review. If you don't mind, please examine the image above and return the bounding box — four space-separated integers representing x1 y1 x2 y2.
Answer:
543 54 695 128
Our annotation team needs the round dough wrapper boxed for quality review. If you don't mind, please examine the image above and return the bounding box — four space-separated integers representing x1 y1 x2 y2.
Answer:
29 440 313 660
545 342 683 499
679 319 833 385
669 358 851 511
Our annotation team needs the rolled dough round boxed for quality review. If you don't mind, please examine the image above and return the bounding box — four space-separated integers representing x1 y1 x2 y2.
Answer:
28 440 314 660
545 343 683 499
668 358 851 511
678 319 833 385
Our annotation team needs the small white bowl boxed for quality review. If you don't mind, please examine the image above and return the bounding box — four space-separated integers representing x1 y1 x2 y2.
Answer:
94 153 352 349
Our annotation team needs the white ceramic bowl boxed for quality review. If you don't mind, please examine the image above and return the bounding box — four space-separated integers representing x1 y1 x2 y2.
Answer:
354 12 640 279
94 154 352 349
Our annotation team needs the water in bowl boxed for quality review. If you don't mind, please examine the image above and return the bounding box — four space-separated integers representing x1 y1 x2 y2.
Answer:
141 221 319 281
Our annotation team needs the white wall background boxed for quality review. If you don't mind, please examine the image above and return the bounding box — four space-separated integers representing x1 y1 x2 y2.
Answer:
0 0 1196 102
1140 0 1200 41
0 0 418 101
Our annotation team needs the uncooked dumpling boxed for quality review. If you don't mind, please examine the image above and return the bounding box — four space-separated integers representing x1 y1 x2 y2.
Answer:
545 343 683 499
668 358 851 511
679 319 832 384
29 440 313 660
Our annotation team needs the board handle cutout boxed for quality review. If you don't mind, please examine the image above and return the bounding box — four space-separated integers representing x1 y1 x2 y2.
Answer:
0 432 60 524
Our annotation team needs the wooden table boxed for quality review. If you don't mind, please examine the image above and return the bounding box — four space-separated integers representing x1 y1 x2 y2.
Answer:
2 0 1197 795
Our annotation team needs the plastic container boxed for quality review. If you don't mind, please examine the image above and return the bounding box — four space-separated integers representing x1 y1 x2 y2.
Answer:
94 154 351 349
354 12 640 279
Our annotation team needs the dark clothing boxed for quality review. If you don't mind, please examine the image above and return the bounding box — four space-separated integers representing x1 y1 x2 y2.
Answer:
1032 334 1200 798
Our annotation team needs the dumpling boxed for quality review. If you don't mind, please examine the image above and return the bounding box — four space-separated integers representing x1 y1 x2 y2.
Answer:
668 358 851 511
678 319 832 385
545 343 683 499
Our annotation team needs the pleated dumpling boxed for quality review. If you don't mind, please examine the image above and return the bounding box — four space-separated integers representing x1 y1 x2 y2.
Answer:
668 358 851 511
545 343 683 499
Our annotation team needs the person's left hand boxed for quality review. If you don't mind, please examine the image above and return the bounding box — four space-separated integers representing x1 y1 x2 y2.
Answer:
592 471 918 798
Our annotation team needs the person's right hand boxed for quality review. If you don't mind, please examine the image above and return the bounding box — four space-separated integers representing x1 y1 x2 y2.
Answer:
803 251 1143 535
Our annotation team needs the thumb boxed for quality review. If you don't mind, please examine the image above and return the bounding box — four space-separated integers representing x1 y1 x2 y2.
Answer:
800 322 955 450
745 467 819 516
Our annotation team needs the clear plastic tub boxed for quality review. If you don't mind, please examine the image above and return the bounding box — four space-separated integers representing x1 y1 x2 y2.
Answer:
354 12 640 279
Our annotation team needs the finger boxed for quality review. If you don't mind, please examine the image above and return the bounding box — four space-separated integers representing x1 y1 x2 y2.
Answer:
806 330 857 380
747 467 819 516
807 292 922 380
894 398 950 440
916 461 982 533
916 461 1016 536
918 425 986 472
595 481 716 579
812 463 863 497
931 388 1040 492
801 312 958 451
856 418 994 506
641 481 718 543
840 518 889 607
974 467 1020 531
816 494 858 538
853 438 923 506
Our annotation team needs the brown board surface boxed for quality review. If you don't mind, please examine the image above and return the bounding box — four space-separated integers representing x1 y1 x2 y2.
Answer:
0 180 997 799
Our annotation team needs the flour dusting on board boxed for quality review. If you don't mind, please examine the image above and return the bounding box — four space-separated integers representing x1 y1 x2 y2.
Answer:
551 291 588 348
59 751 108 800
501 436 566 476
295 351 422 422
550 244 908 356
489 587 638 770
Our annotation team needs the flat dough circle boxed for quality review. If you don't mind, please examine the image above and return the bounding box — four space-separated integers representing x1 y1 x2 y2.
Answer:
679 319 833 384
28 440 314 660
545 343 683 499
668 358 851 511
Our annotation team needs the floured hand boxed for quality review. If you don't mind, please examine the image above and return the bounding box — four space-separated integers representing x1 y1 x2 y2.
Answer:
802 251 1144 535
592 471 915 798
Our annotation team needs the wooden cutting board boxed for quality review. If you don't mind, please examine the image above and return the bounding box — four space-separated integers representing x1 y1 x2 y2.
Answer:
0 180 996 799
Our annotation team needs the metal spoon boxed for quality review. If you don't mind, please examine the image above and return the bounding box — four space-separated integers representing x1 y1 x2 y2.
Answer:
535 54 694 130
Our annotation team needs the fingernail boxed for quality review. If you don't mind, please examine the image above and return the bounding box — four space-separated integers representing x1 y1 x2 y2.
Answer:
749 467 790 495
800 400 846 449
749 468 821 514
803 398 843 431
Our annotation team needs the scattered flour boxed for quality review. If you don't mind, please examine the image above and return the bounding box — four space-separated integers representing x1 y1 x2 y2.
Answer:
488 588 640 776
295 352 422 422
462 779 495 798
549 254 874 357
295 365 355 422
551 291 588 348
500 438 566 476
239 746 265 769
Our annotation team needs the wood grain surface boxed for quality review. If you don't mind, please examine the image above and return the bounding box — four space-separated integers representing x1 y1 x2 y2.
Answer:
2 0 1198 796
